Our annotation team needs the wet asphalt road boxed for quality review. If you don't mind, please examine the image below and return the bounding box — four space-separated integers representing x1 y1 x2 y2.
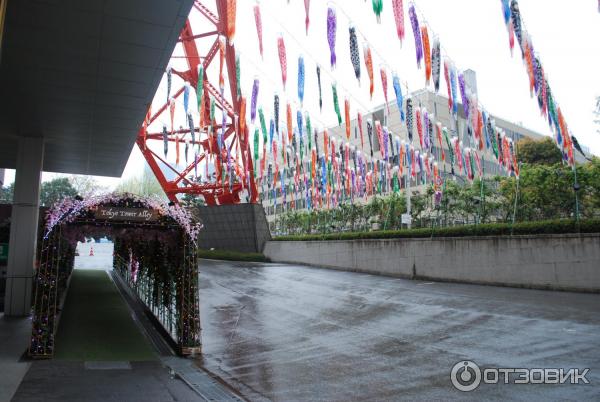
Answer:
198 259 600 401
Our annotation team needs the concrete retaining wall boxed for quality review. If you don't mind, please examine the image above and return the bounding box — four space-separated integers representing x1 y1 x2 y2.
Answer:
195 204 271 253
263 234 600 292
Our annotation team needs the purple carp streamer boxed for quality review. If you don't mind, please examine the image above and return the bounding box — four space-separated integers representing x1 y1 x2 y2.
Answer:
409 4 423 68
327 7 337 69
458 72 469 118
251 77 259 123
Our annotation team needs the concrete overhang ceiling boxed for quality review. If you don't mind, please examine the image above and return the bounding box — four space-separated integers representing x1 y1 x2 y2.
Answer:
0 0 194 177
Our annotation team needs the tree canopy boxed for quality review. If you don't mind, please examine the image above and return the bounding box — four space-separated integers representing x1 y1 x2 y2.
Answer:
516 137 562 165
40 177 78 206
115 170 166 199
0 183 13 203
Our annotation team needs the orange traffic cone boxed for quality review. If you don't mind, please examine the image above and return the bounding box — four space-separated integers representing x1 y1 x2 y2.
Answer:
89 245 94 256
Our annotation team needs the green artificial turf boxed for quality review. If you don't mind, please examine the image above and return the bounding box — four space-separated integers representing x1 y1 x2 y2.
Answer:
53 269 156 361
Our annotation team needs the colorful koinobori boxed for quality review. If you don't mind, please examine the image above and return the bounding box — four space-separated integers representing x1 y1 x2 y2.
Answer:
156 0 587 214
499 0 587 165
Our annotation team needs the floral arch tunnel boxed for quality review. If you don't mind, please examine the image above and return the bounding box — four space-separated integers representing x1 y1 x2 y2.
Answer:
28 193 203 359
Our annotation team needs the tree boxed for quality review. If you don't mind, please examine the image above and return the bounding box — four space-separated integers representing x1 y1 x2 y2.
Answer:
0 183 13 203
68 175 106 198
40 177 78 206
181 193 206 208
595 96 600 135
115 170 166 199
516 137 562 165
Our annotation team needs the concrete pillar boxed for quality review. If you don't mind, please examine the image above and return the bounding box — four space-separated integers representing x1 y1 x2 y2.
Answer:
4 137 44 316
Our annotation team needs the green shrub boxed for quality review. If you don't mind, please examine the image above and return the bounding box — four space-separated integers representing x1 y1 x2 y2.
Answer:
197 249 270 262
272 219 600 241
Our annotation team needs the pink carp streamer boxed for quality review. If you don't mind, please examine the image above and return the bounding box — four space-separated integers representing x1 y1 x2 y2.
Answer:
380 66 389 113
409 4 423 68
357 112 364 150
277 34 287 89
363 43 374 99
327 7 337 69
415 106 423 148
253 2 263 58
443 60 452 112
392 0 405 45
304 0 310 35
421 26 431 85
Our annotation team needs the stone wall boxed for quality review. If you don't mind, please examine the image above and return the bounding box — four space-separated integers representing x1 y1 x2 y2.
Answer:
263 234 600 292
196 204 271 253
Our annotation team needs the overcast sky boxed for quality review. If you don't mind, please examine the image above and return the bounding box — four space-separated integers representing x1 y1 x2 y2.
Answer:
4 0 598 188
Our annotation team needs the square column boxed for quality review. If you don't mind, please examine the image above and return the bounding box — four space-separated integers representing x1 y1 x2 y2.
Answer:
4 137 44 316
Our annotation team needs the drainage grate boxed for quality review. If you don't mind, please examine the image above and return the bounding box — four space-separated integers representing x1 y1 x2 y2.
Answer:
84 361 132 370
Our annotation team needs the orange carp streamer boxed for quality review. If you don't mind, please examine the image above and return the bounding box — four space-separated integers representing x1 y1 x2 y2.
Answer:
226 0 236 44
344 98 351 140
286 103 293 143
421 26 431 85
363 43 374 99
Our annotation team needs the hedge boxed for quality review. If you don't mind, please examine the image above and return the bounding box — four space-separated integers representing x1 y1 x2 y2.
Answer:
272 219 600 241
197 249 270 262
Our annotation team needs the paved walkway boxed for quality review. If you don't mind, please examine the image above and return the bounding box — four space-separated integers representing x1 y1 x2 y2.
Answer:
0 314 31 402
198 259 600 401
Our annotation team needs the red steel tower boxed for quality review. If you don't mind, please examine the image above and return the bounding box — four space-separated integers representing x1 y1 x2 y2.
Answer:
137 0 257 206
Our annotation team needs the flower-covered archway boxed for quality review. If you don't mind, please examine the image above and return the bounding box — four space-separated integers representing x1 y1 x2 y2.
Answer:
28 193 203 358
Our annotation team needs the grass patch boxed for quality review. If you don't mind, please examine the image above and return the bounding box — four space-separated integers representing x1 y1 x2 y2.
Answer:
54 269 156 361
273 219 600 241
198 249 270 262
